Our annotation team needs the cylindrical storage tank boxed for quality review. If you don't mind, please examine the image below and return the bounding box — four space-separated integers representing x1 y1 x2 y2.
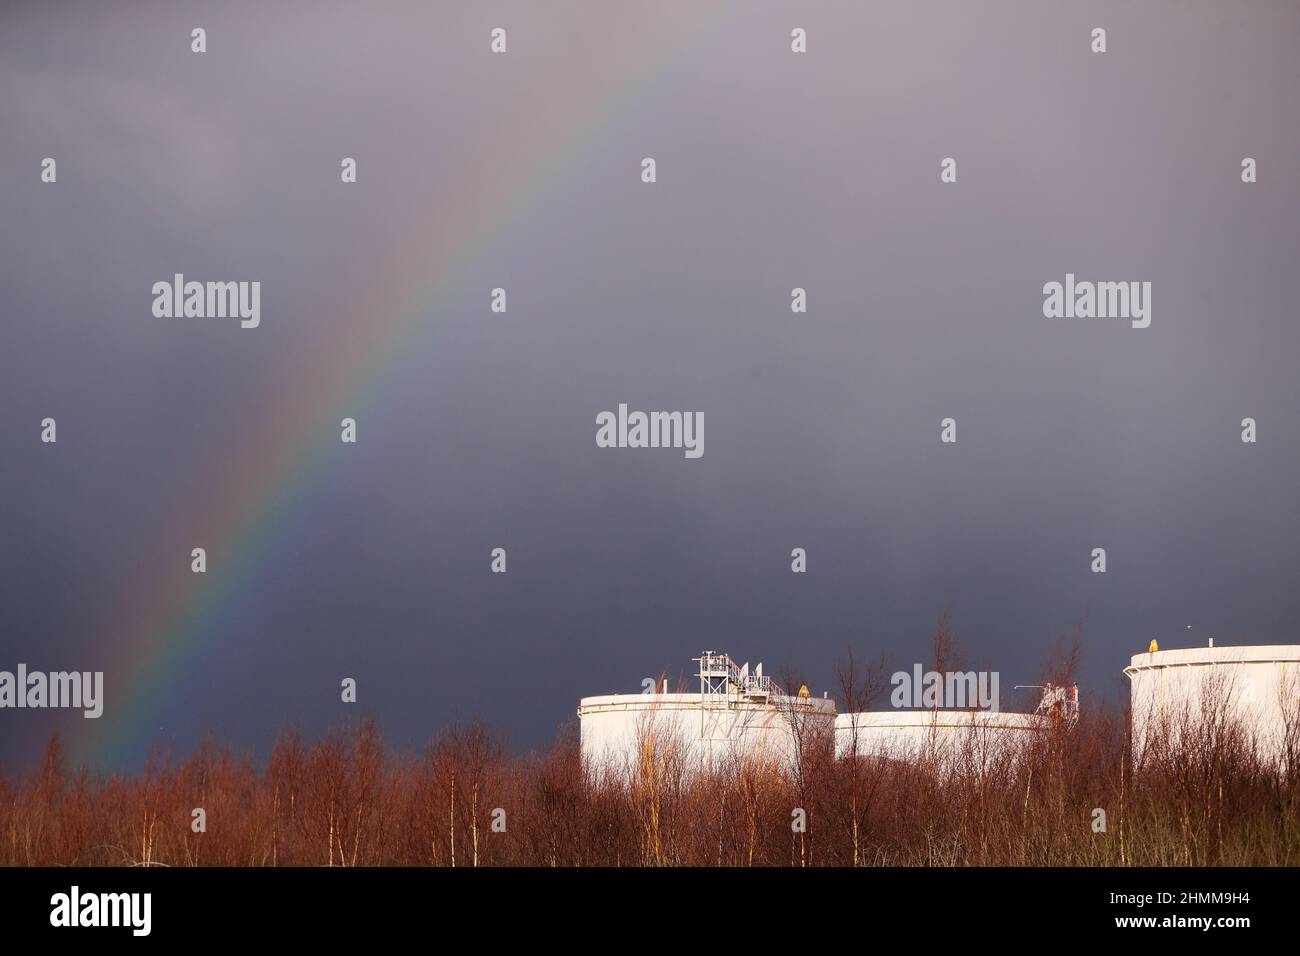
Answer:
1125 644 1300 766
579 693 836 783
834 710 1049 770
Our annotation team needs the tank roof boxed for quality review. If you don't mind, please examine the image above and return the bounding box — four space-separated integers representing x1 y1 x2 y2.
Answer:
1126 644 1300 674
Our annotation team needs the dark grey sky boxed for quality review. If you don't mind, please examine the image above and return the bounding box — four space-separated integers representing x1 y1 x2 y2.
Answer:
2 0 1298 771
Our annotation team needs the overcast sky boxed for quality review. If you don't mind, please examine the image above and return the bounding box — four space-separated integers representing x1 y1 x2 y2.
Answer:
2 0 1298 771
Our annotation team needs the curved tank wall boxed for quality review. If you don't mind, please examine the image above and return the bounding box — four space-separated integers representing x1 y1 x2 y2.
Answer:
835 710 1049 768
1125 644 1300 765
579 693 835 782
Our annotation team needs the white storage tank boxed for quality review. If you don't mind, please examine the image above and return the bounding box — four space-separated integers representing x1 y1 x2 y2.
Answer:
578 652 835 782
835 684 1074 770
834 710 1050 768
1125 642 1300 766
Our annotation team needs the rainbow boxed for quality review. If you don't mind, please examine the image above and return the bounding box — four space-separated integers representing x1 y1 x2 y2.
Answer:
73 4 735 767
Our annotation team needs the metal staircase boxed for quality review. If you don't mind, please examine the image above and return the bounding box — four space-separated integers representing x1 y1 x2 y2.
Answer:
695 651 785 740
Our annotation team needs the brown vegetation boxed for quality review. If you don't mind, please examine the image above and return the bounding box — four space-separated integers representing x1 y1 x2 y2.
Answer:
3 686 1298 866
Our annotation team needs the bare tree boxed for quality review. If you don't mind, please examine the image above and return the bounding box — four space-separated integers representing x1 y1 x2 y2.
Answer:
835 648 891 865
